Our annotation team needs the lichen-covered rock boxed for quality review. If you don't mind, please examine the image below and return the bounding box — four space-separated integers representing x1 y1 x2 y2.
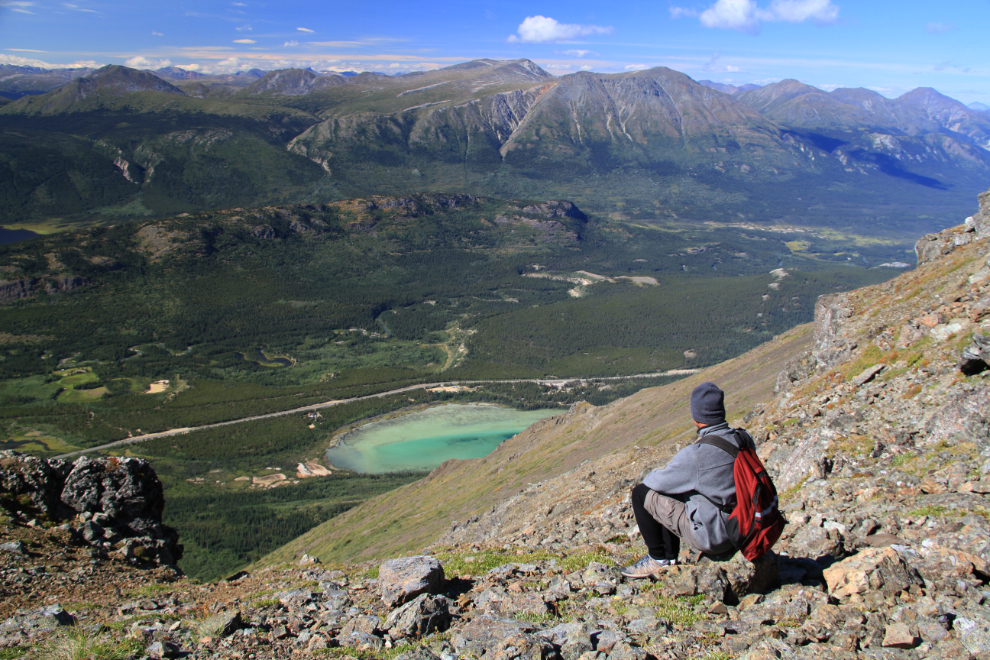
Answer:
0 452 180 565
0 451 71 518
333 630 384 652
383 593 451 639
379 555 444 607
450 615 536 656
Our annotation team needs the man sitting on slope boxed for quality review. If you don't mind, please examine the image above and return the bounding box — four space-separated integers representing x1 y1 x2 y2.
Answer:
621 381 751 578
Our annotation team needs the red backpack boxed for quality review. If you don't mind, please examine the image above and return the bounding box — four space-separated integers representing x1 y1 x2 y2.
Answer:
699 431 786 562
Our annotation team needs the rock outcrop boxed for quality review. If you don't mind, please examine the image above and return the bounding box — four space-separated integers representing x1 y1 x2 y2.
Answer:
0 451 181 565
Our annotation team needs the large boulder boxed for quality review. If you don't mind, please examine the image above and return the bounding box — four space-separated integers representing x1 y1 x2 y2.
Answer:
379 555 444 607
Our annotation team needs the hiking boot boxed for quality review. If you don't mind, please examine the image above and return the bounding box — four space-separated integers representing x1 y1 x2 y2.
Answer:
620 555 677 579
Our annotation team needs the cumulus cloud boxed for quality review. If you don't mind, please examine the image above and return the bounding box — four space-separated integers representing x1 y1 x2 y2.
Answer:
507 15 613 43
926 22 954 34
625 63 650 71
673 0 839 34
124 56 172 69
562 49 596 57
283 40 299 47
233 38 256 44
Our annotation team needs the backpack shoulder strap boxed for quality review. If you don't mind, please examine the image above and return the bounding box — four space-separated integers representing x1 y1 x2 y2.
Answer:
697 434 739 458
696 432 740 515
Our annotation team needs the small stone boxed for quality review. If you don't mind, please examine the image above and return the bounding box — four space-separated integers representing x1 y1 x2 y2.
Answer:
882 623 920 649
147 640 180 658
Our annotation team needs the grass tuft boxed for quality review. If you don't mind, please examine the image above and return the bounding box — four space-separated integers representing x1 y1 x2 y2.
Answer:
36 628 143 660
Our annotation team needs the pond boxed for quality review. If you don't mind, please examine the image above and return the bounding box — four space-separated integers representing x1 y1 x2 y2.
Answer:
324 404 560 474
0 227 40 245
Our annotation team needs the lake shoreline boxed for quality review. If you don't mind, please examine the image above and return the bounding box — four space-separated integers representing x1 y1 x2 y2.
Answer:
324 403 560 474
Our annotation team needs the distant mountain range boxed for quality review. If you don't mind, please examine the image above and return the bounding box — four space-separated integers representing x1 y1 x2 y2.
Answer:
697 80 762 95
1 60 988 240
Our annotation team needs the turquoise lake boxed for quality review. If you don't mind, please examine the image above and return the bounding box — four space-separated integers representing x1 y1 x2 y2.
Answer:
324 404 560 474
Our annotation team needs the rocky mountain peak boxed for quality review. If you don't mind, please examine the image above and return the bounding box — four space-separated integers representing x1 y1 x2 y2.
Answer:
77 65 186 96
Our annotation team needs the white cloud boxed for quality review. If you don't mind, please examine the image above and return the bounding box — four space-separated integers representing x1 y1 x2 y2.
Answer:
699 0 761 33
297 27 314 33
625 63 649 71
235 25 252 31
233 39 256 44
1 1 35 14
0 53 98 68
507 15 613 43
768 0 838 23
563 49 595 58
703 52 741 73
63 3 98 13
926 22 954 34
152 31 163 36
283 40 299 47
674 0 839 34
124 56 172 69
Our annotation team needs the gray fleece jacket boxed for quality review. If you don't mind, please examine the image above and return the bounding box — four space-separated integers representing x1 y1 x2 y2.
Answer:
642 422 749 553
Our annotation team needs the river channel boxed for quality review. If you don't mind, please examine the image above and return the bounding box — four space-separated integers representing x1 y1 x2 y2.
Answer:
324 404 560 474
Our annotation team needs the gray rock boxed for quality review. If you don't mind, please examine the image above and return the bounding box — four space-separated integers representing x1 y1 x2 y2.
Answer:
379 555 445 607
334 630 384 652
955 611 990 657
146 640 180 658
277 588 316 607
383 593 451 639
958 335 990 375
488 633 560 660
671 564 730 602
1 604 75 636
0 540 25 556
592 629 626 653
605 642 650 660
580 562 620 594
0 451 180 565
340 614 381 636
451 615 536 656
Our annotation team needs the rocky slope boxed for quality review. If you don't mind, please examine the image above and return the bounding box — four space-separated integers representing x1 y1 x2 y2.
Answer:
1 191 989 658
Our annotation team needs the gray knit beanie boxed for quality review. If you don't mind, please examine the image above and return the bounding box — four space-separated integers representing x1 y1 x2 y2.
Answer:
691 382 725 425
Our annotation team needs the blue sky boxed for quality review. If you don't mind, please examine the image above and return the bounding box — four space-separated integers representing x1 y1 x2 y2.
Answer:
1 0 988 104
